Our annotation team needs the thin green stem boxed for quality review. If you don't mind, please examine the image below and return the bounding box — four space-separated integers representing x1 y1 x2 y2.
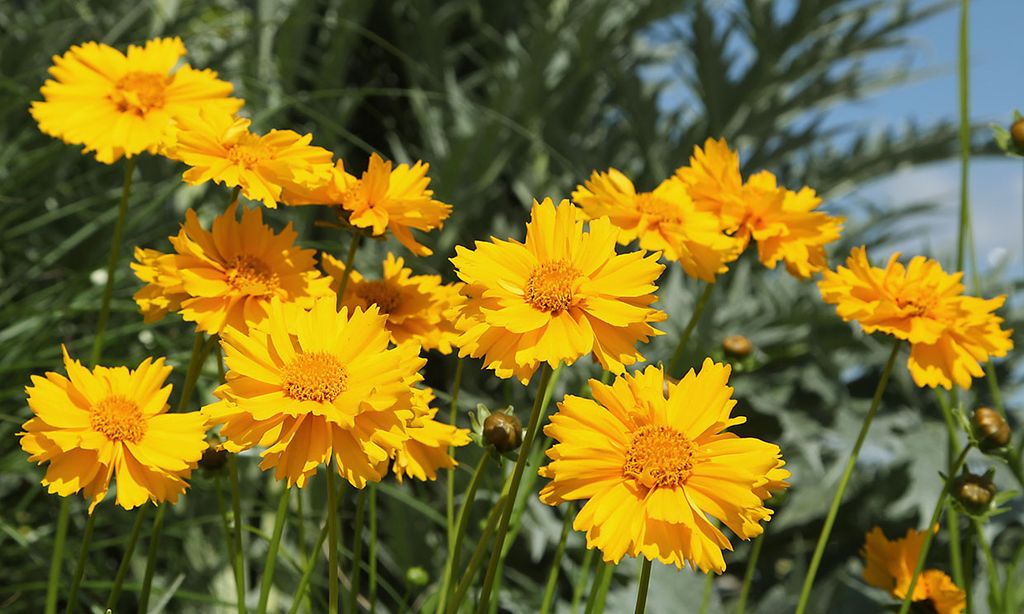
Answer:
64 511 97 614
447 357 465 540
897 445 972 614
447 495 507 614
736 532 766 614
955 0 971 275
348 488 368 614
540 505 574 614
964 524 975 614
138 503 168 613
475 364 555 612
937 391 965 587
45 498 70 614
229 455 248 614
105 505 150 610
335 234 360 309
667 283 713 377
438 452 492 614
699 572 713 614
257 487 291 614
972 517 1001 613
583 562 612 614
327 467 340 614
90 157 136 365
571 548 596 614
369 485 378 613
214 475 241 604
795 340 902 614
633 559 653 614
287 520 330 614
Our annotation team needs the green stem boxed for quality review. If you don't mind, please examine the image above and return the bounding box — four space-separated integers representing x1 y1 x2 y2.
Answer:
633 559 653 614
583 562 612 614
177 333 217 412
90 157 136 365
348 488 368 614
369 485 378 613
447 357 465 539
964 525 975 614
795 340 902 614
335 234 361 310
438 452 492 614
257 487 291 614
447 494 507 614
699 572 713 614
214 475 241 603
937 391 965 587
327 467 340 614
955 0 971 275
287 520 330 614
571 548 595 614
229 455 248 614
104 505 150 610
897 445 972 614
138 503 168 613
540 505 574 614
972 517 1001 613
736 532 766 614
45 498 70 614
475 364 555 612
666 283 713 377
64 511 97 614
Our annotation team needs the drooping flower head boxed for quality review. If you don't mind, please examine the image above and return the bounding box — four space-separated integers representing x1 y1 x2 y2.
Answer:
675 138 843 278
132 202 332 335
323 251 465 354
392 387 471 483
19 348 207 512
862 527 965 614
203 297 425 488
818 247 1013 389
284 153 452 256
171 108 334 208
452 198 667 383
572 169 740 282
539 361 789 573
30 37 242 164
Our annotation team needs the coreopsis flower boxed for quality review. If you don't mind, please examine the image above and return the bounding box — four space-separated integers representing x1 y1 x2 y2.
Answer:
284 153 452 256
19 348 207 512
571 169 740 282
171 108 334 208
675 138 843 278
862 527 965 614
322 251 465 353
30 37 242 164
393 387 470 482
452 198 666 383
818 247 1013 389
131 202 331 334
539 361 789 572
203 297 425 488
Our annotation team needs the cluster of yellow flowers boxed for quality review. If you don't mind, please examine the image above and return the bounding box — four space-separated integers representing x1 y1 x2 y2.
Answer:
19 35 1014 605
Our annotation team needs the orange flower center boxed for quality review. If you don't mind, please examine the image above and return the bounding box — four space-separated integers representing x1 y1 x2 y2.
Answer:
623 424 697 489
226 133 272 168
110 71 170 115
281 352 349 402
895 295 933 317
524 260 580 314
90 395 147 443
226 255 279 296
355 280 401 314
636 193 682 225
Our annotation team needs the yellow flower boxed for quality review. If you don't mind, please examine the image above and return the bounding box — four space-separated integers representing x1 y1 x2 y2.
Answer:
285 153 452 256
539 361 789 572
675 138 843 278
171 108 334 208
393 387 471 482
131 202 332 334
862 527 965 613
323 251 466 354
451 198 666 383
19 347 207 512
30 37 242 164
818 247 1013 389
571 169 740 282
203 297 425 488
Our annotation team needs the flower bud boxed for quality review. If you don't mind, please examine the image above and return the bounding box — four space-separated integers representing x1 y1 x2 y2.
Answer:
198 435 228 473
953 472 996 515
1012 119 1024 150
483 412 522 452
971 407 1010 452
722 334 753 358
405 566 429 587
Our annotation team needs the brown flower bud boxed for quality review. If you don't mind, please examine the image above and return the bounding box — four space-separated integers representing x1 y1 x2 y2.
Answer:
1012 119 1024 149
953 472 996 515
972 407 1010 452
483 412 522 452
722 334 753 358
198 436 228 473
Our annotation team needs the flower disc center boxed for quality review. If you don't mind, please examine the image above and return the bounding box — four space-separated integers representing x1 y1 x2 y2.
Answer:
355 280 401 314
281 352 349 403
636 193 682 225
91 395 147 443
110 71 170 115
226 133 271 167
226 255 279 296
623 424 697 489
524 260 580 314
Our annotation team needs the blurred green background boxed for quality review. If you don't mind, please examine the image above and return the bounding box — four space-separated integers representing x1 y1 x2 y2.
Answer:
1 0 1021 612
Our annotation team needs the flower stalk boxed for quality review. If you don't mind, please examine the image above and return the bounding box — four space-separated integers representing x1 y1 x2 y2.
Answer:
633 558 653 614
257 486 291 614
666 282 713 377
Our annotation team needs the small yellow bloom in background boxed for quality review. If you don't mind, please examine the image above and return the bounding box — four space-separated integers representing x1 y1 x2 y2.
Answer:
203 297 426 488
284 153 452 256
818 246 1013 389
30 37 242 164
323 251 466 354
451 198 667 384
131 202 332 334
676 138 844 278
19 348 207 512
171 108 334 208
539 361 789 573
393 387 471 483
572 169 740 282
862 527 965 613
